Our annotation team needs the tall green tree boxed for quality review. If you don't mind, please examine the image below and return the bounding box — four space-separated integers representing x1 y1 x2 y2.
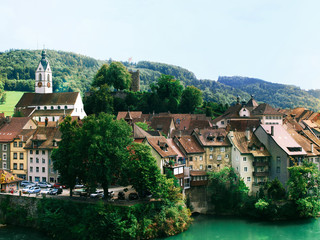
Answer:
79 113 133 196
151 74 183 113
51 116 82 196
106 62 132 90
92 63 109 87
179 86 203 113
124 143 168 198
83 84 114 115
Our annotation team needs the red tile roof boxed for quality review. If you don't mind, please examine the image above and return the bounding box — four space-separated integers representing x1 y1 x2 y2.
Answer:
0 117 33 142
193 129 231 147
116 111 142 120
175 135 204 154
146 136 178 158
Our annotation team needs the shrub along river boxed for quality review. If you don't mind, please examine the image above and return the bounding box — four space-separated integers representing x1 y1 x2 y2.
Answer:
1 215 320 239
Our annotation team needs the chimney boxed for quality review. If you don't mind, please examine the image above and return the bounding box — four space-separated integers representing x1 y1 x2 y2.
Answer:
179 130 182 139
311 143 314 153
271 126 274 136
245 128 250 141
6 116 11 123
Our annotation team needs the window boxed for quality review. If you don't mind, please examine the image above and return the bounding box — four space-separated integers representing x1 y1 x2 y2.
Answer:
29 176 32 182
42 158 45 164
209 155 213 159
30 157 33 163
49 159 51 165
19 142 23 147
3 153 7 160
189 165 193 170
42 150 45 155
65 105 68 109
200 156 203 161
36 158 39 163
221 121 225 125
37 106 40 110
244 167 248 172
20 153 24 159
189 157 193 162
42 167 45 173
36 150 39 155
42 177 46 182
58 106 61 110
277 157 281 165
13 153 17 159
30 150 33 154
13 163 17 170
2 162 6 169
36 167 39 173
200 165 203 170
49 177 54 183
3 144 7 151
30 167 33 172
210 147 213 152
14 142 17 147
247 177 251 182
243 157 247 162
225 154 229 159
208 165 212 170
44 106 47 110
20 163 23 170
220 147 225 152
35 177 40 182
51 106 54 110
276 167 280 173
217 155 222 160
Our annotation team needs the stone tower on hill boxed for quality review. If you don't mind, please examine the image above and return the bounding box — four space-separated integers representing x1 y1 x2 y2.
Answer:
129 70 140 92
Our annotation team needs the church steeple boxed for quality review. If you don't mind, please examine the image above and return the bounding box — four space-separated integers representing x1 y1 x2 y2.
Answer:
35 50 52 94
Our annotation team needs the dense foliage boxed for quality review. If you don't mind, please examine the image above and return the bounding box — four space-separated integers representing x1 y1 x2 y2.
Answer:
208 163 320 220
3 49 320 110
0 196 192 240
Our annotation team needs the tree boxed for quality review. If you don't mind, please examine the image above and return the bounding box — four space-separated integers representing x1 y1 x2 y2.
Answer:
51 116 82 196
83 84 114 115
79 113 133 196
106 62 132 90
92 64 109 87
151 75 183 113
135 122 154 131
179 86 203 113
267 178 286 200
124 143 168 198
287 161 320 217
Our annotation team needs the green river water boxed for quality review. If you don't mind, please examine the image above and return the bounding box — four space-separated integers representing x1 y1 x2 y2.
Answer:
1 215 320 240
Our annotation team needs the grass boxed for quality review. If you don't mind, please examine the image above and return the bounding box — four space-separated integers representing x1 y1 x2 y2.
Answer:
0 91 26 116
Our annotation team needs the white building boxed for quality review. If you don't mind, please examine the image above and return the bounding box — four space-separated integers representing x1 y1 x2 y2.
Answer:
14 50 86 121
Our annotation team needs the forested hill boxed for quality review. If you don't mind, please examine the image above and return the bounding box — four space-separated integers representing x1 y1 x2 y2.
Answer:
218 76 320 111
1 49 320 111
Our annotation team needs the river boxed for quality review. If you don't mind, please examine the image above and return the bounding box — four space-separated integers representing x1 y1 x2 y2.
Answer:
162 215 320 240
1 215 320 239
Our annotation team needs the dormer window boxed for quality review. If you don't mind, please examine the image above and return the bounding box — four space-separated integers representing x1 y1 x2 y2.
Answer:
207 133 215 141
217 136 224 142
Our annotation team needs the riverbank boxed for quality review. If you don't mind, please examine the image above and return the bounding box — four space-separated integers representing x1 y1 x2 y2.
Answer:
0 194 192 239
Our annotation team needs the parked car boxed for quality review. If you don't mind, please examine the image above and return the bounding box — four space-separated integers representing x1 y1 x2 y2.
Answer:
37 182 52 188
53 183 67 189
27 186 41 194
90 190 104 199
41 188 53 194
20 180 30 187
48 188 63 195
128 192 139 200
73 188 87 196
74 184 84 189
22 186 33 194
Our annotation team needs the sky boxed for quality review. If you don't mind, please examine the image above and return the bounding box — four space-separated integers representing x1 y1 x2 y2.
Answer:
1 0 320 90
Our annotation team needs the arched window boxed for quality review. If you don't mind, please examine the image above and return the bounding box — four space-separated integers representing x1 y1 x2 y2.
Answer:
51 106 54 110
64 106 67 109
44 106 47 110
58 106 61 110
47 74 50 82
39 73 42 81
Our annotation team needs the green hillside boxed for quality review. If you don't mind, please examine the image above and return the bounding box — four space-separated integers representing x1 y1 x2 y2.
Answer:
218 76 320 111
1 49 320 111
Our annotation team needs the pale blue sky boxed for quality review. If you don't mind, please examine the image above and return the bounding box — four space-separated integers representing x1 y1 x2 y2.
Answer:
1 0 320 90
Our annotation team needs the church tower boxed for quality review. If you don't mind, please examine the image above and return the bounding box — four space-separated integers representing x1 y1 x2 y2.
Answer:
35 50 52 94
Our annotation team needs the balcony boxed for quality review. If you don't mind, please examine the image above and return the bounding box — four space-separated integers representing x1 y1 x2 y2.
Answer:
253 162 268 167
253 172 269 177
